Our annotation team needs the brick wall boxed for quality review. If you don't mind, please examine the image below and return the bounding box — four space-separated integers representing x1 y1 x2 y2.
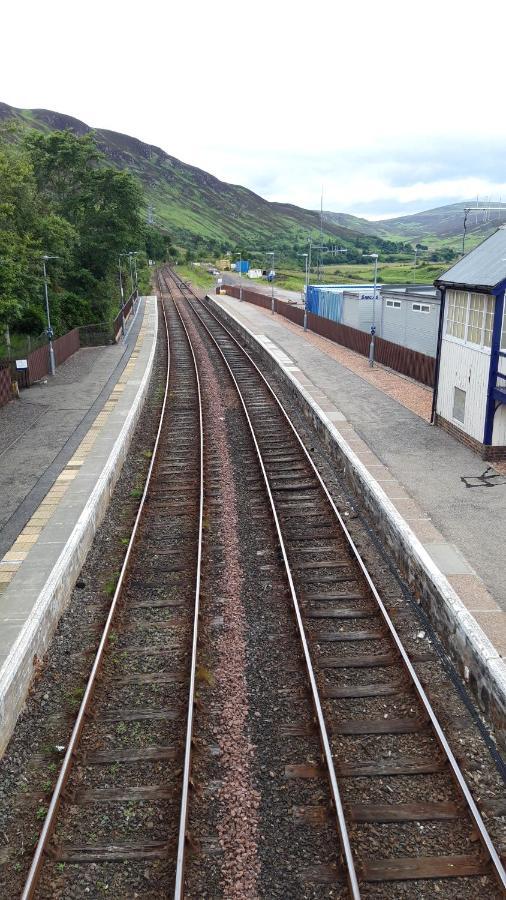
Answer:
435 415 506 460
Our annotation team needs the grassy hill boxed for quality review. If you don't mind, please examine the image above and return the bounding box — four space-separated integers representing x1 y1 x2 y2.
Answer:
2 101 492 260
375 202 506 250
0 101 374 254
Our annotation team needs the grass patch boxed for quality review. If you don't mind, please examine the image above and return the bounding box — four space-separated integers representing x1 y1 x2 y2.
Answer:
104 573 120 596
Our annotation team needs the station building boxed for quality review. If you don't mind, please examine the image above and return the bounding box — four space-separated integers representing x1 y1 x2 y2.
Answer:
433 226 506 459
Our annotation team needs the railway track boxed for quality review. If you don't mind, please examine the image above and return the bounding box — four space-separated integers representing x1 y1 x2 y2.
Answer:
21 295 203 898
19 268 505 898
163 266 506 897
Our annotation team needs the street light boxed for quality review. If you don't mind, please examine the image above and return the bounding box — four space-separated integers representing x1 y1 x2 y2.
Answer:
266 251 275 314
363 253 379 367
301 253 309 331
234 252 243 301
412 247 429 284
118 255 126 336
42 255 60 376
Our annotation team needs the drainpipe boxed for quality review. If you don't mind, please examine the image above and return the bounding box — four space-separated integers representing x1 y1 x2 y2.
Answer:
430 286 445 424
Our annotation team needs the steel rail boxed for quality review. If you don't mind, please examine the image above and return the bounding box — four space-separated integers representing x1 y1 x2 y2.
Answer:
171 277 361 898
21 290 170 899
170 292 205 900
167 267 506 892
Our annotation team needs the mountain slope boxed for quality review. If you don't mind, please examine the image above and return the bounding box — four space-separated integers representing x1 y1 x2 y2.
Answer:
0 101 369 250
375 201 506 248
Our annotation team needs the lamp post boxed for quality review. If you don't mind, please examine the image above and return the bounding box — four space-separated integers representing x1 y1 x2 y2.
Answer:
42 255 59 376
118 255 126 336
234 252 243 301
363 253 379 367
266 251 275 314
132 252 139 297
412 247 428 284
301 252 309 331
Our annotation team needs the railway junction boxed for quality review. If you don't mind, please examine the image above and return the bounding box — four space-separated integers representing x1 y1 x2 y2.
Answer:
0 271 504 898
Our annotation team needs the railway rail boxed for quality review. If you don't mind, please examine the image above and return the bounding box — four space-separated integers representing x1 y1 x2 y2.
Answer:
163 266 506 896
21 292 204 898
19 266 505 898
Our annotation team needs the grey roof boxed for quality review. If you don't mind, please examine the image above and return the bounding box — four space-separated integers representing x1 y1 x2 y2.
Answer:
436 226 506 291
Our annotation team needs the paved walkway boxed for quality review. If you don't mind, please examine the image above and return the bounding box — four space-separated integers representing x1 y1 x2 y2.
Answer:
0 302 144 559
0 298 158 753
212 293 506 657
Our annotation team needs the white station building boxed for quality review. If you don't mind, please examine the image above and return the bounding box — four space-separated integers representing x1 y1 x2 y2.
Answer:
433 227 506 459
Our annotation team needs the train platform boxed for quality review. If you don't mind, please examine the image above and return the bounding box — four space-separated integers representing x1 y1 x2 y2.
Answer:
209 292 506 665
0 297 158 753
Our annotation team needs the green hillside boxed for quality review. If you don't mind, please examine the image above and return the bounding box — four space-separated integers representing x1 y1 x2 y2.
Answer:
0 102 421 263
0 102 374 255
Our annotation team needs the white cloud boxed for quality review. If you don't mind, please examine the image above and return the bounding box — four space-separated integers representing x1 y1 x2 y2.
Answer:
2 0 506 219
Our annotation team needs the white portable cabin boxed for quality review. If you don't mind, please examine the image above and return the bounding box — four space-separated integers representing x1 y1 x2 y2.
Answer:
433 227 506 459
379 289 440 358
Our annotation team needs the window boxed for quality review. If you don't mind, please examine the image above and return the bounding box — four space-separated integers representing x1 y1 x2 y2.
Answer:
386 299 401 309
445 289 494 348
453 387 466 424
501 299 506 350
446 290 467 340
412 303 431 313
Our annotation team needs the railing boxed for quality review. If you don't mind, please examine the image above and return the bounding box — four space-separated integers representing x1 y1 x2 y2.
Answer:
0 293 140 407
112 290 138 341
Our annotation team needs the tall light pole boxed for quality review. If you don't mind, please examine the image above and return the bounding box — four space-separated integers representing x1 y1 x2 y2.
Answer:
363 253 379 367
266 251 275 314
42 255 59 376
118 255 126 336
131 252 139 297
412 247 428 284
234 252 243 301
301 252 309 331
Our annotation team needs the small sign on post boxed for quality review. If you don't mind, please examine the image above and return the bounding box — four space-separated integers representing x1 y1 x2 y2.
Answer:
16 359 28 370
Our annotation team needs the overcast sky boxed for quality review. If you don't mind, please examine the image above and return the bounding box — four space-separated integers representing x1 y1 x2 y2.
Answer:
3 0 506 219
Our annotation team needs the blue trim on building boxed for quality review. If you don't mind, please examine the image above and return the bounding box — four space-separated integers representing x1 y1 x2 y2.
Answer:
483 290 505 445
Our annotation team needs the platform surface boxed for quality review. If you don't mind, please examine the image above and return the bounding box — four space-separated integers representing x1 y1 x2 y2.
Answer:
211 293 506 656
0 298 157 716
0 302 145 559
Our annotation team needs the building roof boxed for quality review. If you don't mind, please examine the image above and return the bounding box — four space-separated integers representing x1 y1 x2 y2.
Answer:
435 226 506 291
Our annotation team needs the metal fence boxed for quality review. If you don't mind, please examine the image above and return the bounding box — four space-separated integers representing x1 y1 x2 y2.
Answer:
112 291 137 340
222 285 435 388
